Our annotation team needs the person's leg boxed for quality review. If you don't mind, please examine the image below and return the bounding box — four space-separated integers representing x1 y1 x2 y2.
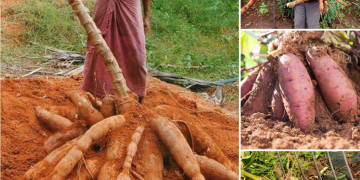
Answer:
294 3 306 29
138 96 144 104
305 2 320 29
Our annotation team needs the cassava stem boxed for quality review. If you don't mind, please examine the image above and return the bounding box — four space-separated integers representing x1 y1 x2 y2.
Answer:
67 0 129 100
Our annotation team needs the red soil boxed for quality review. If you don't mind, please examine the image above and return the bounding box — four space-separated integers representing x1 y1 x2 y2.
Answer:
1 76 239 179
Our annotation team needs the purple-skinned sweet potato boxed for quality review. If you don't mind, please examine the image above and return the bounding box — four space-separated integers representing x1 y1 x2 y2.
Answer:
306 46 357 122
278 53 315 132
241 68 260 98
272 82 286 120
242 65 276 115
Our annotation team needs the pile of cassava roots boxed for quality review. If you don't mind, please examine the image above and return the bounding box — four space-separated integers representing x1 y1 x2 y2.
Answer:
241 31 360 149
14 77 239 180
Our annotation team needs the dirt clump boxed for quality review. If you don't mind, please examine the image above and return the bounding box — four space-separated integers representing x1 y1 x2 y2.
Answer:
1 76 239 179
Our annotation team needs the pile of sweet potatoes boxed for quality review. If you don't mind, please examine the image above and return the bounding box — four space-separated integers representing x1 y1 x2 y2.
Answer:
241 45 358 132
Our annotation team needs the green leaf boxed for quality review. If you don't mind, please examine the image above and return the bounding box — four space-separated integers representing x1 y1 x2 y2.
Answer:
241 32 258 59
243 31 260 40
241 151 252 159
337 173 346 179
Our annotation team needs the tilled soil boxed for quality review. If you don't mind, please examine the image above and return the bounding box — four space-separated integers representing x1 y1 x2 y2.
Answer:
241 31 360 149
1 76 239 179
241 0 360 29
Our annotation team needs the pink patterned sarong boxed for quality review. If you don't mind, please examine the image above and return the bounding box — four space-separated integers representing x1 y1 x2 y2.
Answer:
82 0 147 97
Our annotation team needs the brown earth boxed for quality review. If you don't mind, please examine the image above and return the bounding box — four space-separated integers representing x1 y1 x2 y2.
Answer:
241 0 360 29
241 31 360 149
1 76 239 179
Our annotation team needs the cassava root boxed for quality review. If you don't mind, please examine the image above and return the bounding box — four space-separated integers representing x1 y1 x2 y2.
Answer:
43 115 126 180
116 126 145 180
150 115 206 180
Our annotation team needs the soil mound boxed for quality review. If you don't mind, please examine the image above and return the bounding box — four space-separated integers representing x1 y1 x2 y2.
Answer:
1 76 239 179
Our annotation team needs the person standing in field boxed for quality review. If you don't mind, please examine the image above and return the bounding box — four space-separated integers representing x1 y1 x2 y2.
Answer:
288 0 320 29
82 0 151 103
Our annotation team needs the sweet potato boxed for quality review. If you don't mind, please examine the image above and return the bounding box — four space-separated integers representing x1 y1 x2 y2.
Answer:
306 47 357 122
272 82 286 120
100 95 116 118
24 138 78 180
196 155 238 180
65 91 104 126
44 115 126 180
242 65 276 115
35 107 73 132
241 68 260 98
278 53 315 132
150 115 205 180
44 120 87 153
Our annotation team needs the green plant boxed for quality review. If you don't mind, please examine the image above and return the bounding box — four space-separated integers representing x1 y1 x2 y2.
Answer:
259 3 268 14
321 0 347 28
5 0 239 81
278 0 295 20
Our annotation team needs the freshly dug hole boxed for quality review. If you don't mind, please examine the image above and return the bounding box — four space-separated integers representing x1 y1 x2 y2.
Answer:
1 76 239 179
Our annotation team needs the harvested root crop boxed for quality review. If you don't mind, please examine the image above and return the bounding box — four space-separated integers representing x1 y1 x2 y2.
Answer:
150 115 205 180
175 121 238 173
65 91 104 126
67 156 104 180
196 155 238 180
271 82 286 120
101 95 116 118
241 68 260 99
241 0 260 14
24 138 78 180
241 31 360 149
116 126 145 180
44 120 87 153
306 46 357 122
242 64 276 115
48 106 77 121
140 137 164 180
287 0 310 7
97 140 125 180
4 76 238 179
278 53 315 132
43 115 126 180
87 92 102 110
35 107 73 132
